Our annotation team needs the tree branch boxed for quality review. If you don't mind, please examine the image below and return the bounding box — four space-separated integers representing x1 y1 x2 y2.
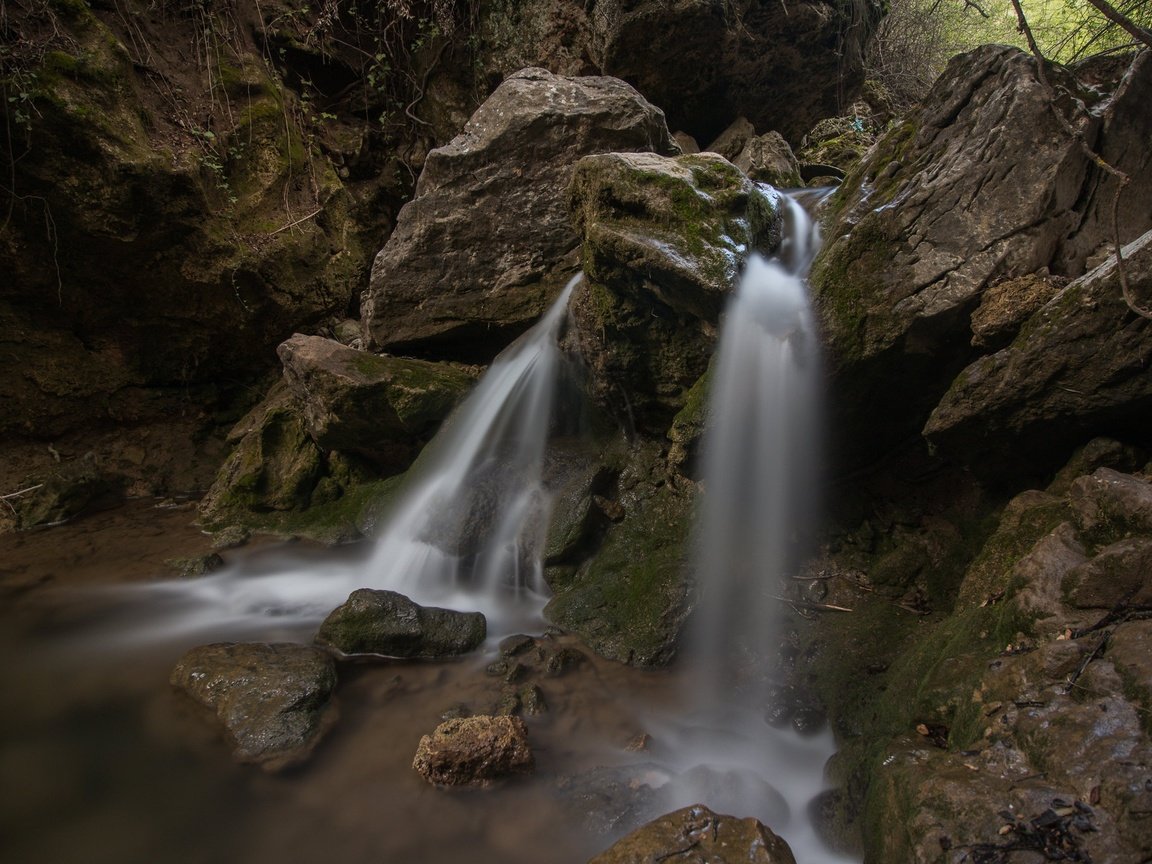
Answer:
1081 0 1152 49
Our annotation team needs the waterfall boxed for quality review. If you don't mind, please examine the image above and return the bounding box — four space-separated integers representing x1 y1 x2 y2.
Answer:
364 274 581 606
107 276 581 643
635 189 853 864
688 251 821 706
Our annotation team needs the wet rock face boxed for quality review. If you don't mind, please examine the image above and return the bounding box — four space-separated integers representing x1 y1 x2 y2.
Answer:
362 67 678 363
856 466 1152 863
810 45 1152 470
588 804 797 864
197 384 324 525
412 715 533 786
1 0 389 443
170 642 338 770
276 334 475 473
314 589 486 658
545 442 695 666
565 150 780 434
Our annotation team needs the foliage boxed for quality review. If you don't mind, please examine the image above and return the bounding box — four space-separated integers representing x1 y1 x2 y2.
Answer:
866 0 1152 111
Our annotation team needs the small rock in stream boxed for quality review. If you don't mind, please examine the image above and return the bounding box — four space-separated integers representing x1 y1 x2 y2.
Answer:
412 715 533 786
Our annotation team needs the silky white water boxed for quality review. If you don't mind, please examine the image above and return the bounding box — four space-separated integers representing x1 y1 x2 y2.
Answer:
627 189 853 864
103 275 581 645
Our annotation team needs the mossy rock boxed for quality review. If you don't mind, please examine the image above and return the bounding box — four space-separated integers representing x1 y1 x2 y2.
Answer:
566 151 780 434
545 445 695 666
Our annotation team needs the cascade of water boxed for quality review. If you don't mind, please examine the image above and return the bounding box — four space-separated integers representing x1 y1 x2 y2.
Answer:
108 276 581 644
634 190 853 864
687 249 821 705
364 273 582 606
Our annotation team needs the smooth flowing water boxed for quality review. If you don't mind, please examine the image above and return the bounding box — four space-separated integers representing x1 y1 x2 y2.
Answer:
2 192 855 863
621 190 851 864
97 275 582 647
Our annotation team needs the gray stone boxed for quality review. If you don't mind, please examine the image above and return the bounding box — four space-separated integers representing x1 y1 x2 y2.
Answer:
362 67 677 362
704 116 756 161
810 46 1152 468
277 334 474 472
314 588 486 658
733 132 802 188
1065 537 1152 609
924 230 1152 470
170 642 337 770
1068 468 1152 548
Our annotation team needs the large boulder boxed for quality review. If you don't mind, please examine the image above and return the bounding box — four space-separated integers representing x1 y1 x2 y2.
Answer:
565 151 780 434
170 642 338 770
314 589 486 658
810 45 1152 468
362 67 678 362
588 804 797 864
922 230 1152 471
412 715 533 786
276 334 475 472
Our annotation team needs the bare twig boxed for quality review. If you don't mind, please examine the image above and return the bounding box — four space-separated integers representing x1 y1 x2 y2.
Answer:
1081 0 1152 49
0 483 43 500
268 206 323 236
772 594 854 612
1063 630 1111 693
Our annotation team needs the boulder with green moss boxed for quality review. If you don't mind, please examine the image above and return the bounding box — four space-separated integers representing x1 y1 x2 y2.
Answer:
277 334 476 473
315 589 486 658
565 150 780 434
545 444 695 666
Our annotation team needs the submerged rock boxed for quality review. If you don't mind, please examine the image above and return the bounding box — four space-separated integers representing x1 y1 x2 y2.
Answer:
588 804 797 864
277 334 475 472
412 715 533 786
362 67 677 362
170 642 337 770
566 151 780 433
315 589 486 658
